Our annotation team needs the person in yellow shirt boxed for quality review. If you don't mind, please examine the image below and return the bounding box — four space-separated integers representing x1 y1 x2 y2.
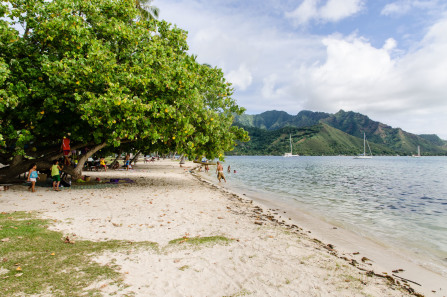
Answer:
51 160 63 191
100 157 107 171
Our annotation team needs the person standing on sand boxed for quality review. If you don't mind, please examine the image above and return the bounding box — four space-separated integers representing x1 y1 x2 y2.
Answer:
100 157 107 171
27 163 39 192
125 154 131 171
51 160 63 191
61 135 71 166
216 161 226 183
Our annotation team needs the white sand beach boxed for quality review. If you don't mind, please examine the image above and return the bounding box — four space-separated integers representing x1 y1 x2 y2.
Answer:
0 159 444 296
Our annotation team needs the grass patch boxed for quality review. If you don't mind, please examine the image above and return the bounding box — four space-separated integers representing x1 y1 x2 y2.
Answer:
168 236 231 246
0 211 156 296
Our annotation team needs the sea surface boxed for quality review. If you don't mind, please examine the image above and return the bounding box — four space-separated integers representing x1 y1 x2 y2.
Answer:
219 156 447 276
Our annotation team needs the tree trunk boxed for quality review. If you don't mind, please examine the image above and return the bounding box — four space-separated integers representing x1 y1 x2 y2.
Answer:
110 151 122 167
179 154 185 164
67 143 107 180
130 151 141 165
10 155 23 167
0 153 62 183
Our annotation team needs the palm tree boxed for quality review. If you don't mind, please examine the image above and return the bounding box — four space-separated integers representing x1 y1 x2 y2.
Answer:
135 0 160 20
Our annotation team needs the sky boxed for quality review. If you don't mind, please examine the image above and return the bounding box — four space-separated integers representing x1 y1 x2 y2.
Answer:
153 0 447 139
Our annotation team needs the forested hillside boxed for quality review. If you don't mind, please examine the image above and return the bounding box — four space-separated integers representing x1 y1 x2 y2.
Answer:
230 110 447 156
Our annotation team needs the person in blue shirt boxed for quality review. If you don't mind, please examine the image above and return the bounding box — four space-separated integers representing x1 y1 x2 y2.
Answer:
27 163 40 192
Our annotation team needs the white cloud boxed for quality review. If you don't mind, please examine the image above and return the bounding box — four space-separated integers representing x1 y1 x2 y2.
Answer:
286 0 365 26
261 74 283 99
155 0 324 112
319 0 365 22
383 38 397 51
226 64 253 91
285 0 319 26
154 0 447 138
381 1 412 16
292 16 447 137
381 0 441 16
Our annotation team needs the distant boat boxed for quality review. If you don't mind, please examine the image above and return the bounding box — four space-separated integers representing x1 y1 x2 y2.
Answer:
354 133 372 159
284 134 299 157
412 146 421 158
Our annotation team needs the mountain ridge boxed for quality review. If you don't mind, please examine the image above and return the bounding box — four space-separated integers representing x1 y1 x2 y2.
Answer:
231 110 447 156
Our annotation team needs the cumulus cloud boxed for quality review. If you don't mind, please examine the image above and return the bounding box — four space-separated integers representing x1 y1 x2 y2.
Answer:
226 64 253 91
293 16 447 136
286 0 365 26
285 0 319 26
154 0 447 137
155 0 324 112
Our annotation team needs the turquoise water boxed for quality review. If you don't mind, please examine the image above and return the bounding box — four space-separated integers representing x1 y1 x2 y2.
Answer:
220 156 447 275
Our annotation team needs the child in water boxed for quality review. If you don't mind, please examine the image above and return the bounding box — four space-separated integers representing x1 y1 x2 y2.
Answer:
27 163 39 192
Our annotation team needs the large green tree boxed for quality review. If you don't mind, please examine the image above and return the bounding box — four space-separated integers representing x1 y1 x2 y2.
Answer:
135 0 160 20
0 0 248 181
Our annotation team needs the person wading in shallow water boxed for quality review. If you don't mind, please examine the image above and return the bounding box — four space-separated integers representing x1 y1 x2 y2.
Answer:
216 161 226 183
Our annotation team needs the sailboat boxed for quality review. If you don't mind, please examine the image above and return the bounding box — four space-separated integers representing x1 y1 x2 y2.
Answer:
412 145 421 158
284 134 299 157
354 133 372 159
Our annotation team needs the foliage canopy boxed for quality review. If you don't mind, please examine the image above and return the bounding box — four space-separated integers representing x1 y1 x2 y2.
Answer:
0 0 248 179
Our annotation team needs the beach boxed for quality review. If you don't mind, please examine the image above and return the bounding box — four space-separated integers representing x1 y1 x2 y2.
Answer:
0 159 441 296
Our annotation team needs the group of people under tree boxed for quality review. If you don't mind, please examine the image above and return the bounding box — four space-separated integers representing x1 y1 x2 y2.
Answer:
25 132 239 192
24 134 149 192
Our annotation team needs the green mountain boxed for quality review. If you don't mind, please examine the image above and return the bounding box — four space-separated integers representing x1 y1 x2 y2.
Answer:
231 110 447 156
229 123 395 156
234 110 329 130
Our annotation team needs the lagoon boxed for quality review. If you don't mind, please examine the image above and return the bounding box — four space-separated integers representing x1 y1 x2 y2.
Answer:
219 156 447 277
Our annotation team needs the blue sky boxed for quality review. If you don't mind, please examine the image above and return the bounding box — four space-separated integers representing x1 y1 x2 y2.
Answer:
154 0 447 138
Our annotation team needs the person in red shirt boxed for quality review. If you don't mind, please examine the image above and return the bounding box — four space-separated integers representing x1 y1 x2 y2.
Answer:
62 136 71 165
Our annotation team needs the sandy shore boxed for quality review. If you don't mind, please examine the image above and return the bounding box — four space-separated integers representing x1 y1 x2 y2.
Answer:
0 160 441 296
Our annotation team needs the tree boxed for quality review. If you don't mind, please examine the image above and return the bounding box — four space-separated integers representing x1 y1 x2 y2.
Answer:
0 0 248 181
135 0 160 20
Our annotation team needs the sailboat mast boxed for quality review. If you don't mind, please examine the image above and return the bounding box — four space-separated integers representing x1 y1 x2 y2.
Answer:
363 133 366 156
290 134 292 154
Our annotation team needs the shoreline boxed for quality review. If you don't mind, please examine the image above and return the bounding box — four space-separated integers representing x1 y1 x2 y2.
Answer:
0 159 441 296
196 168 447 297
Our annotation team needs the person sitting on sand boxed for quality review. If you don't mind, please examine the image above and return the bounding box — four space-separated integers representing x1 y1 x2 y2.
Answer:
51 160 63 191
27 163 39 192
216 161 226 183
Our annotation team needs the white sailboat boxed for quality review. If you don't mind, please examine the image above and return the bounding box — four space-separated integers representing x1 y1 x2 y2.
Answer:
284 134 299 157
354 133 372 159
412 145 421 158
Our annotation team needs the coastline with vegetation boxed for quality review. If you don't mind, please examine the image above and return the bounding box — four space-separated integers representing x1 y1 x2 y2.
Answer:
1 160 442 296
229 110 447 157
